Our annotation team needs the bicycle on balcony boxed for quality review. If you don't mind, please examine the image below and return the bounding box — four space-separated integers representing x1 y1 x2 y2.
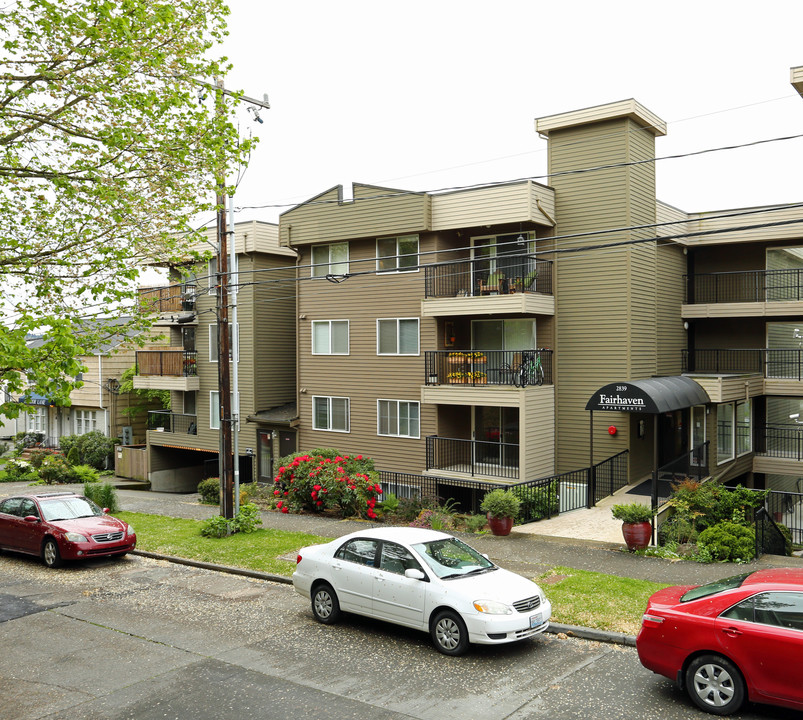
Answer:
505 350 544 387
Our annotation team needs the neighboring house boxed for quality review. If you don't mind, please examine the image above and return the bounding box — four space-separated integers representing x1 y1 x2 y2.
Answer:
9 320 152 448
133 220 297 492
275 65 803 511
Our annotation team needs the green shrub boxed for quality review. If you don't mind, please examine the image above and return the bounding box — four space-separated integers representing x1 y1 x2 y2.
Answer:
38 454 73 484
697 521 755 562
70 464 100 484
273 450 381 519
231 503 262 534
200 515 230 538
200 503 263 538
27 448 51 469
480 488 521 519
464 514 489 533
66 446 81 466
669 479 766 534
198 477 220 504
513 481 559 520
379 491 399 514
394 494 439 522
58 431 116 469
83 482 120 513
1 458 39 483
611 503 654 524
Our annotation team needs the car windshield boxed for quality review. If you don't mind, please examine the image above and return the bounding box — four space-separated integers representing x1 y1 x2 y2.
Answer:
39 496 103 522
681 572 752 602
412 537 495 579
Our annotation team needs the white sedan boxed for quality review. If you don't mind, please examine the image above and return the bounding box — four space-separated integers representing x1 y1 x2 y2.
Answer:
292 526 551 655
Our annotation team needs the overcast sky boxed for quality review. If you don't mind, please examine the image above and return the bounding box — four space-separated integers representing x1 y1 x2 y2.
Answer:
218 0 803 227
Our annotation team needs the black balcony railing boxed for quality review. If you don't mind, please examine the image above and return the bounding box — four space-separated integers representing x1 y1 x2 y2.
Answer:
685 268 803 304
756 425 803 460
148 410 197 434
424 257 553 298
683 348 803 379
425 349 552 386
426 436 519 480
136 349 198 377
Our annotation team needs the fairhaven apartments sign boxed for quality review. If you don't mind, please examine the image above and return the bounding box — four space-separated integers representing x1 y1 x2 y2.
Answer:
586 383 654 413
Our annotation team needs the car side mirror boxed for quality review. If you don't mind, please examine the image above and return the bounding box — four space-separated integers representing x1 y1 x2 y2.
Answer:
23 515 39 523
404 568 426 580
102 508 110 514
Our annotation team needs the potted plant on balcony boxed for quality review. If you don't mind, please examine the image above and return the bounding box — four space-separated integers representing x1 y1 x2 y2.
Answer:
480 488 521 536
446 371 467 383
447 351 466 364
469 371 487 384
611 502 653 551
470 351 487 364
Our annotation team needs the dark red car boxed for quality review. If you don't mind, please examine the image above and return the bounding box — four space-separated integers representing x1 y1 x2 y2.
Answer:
0 492 136 568
637 567 803 715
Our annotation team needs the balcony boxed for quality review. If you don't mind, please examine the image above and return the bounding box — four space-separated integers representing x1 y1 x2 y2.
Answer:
426 436 519 481
138 285 197 323
683 269 803 318
424 349 552 386
133 349 200 392
422 258 554 317
683 348 803 379
148 410 197 435
754 425 803 475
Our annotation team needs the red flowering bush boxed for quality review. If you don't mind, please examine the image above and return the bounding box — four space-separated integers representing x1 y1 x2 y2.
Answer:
273 448 381 519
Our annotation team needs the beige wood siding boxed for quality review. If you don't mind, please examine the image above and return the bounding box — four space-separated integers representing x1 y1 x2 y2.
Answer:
430 181 555 231
549 116 660 472
521 386 555 478
280 184 431 247
681 205 803 246
656 243 686 375
295 236 436 473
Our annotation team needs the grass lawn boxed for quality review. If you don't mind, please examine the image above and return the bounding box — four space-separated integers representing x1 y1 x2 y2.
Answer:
537 566 670 635
119 511 668 634
116 511 332 577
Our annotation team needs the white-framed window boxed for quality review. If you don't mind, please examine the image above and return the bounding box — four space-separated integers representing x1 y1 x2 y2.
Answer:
378 400 420 438
28 407 47 433
736 399 752 456
377 318 419 355
377 234 419 273
312 242 349 277
209 323 239 362
312 396 350 432
210 391 240 430
717 403 735 464
312 320 349 355
74 410 97 435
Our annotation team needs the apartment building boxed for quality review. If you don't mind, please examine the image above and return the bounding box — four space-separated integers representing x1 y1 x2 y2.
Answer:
278 66 803 513
7 321 150 449
133 220 297 491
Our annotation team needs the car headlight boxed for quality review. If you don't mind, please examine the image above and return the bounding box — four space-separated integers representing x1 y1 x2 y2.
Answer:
126 525 135 536
65 532 88 543
473 599 513 615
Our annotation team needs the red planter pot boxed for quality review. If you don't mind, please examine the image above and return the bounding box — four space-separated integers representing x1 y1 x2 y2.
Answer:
621 521 652 551
487 514 514 536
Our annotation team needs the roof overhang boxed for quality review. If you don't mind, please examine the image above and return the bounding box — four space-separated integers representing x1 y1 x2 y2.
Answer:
585 376 710 413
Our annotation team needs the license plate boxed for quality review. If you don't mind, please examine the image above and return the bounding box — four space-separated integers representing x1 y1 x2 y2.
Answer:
529 613 542 628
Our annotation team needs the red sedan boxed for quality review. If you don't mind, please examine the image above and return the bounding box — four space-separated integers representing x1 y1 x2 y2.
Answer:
0 491 136 568
637 567 803 715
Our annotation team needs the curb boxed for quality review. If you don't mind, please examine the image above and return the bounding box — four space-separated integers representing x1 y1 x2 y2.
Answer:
131 550 637 647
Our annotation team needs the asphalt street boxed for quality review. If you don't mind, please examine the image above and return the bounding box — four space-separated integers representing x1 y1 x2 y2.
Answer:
1 551 800 720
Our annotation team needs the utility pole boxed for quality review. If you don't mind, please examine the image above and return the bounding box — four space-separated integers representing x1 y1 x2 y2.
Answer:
212 78 269 520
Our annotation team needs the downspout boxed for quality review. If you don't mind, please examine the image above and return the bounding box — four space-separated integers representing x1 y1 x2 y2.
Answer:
97 354 109 436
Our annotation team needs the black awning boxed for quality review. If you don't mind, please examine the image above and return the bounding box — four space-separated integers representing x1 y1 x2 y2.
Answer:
585 376 709 414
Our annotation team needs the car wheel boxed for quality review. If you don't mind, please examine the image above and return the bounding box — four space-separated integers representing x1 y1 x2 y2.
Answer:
42 538 62 569
431 610 469 656
685 654 745 715
311 583 341 624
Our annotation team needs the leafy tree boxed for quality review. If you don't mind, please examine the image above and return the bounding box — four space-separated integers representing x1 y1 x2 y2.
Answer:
0 0 252 418
119 364 170 420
